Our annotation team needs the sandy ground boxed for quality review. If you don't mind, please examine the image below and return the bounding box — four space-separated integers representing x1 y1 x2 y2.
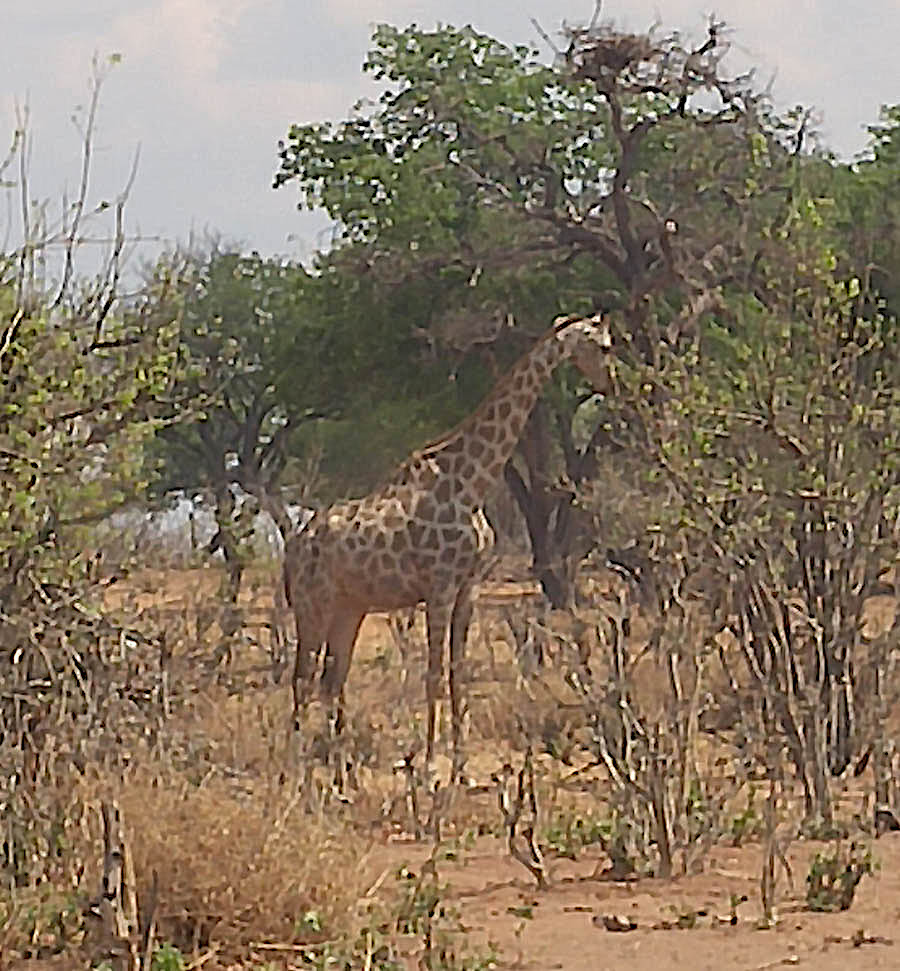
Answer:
408 833 900 971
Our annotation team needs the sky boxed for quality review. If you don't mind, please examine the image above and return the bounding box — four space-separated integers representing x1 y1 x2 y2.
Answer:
3 1 898 273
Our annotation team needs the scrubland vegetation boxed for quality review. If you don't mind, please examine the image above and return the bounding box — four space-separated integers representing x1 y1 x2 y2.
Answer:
2 15 900 970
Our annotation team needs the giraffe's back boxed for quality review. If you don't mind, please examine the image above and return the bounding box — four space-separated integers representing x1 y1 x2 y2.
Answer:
284 487 494 614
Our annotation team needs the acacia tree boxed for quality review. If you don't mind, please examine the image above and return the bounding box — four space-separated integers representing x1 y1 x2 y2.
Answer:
149 248 303 514
274 19 811 604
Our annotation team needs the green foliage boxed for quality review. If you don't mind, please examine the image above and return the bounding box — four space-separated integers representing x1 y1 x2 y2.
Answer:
393 863 448 937
544 811 611 859
297 861 499 971
0 887 83 958
0 273 187 884
276 25 611 251
148 247 309 498
146 243 500 502
601 150 900 828
301 931 403 971
296 910 324 936
0 267 185 631
279 259 489 498
1 279 180 571
275 20 805 329
274 23 621 344
835 104 900 314
151 942 187 971
729 791 760 847
616 180 900 564
806 842 877 913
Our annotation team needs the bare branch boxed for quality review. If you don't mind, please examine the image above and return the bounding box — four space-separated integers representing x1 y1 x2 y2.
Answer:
15 104 32 306
53 58 105 309
530 17 561 57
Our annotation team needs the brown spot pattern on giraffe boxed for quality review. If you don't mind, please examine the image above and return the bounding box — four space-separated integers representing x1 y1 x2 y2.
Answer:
284 312 611 765
415 495 436 520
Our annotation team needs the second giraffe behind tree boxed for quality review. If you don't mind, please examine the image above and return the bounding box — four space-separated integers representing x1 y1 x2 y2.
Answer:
283 312 614 779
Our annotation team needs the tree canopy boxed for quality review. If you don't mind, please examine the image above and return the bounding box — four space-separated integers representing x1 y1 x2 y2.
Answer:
270 20 861 601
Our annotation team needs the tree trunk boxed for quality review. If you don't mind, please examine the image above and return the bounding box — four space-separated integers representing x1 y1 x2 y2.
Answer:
505 401 595 608
210 481 244 653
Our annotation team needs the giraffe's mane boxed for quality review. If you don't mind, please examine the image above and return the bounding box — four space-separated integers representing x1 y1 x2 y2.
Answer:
384 316 582 484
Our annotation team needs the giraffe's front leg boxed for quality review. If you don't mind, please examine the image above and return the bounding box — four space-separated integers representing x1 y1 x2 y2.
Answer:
320 609 365 701
449 584 474 784
424 600 453 778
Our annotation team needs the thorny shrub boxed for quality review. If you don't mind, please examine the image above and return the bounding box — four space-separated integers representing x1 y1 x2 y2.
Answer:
0 61 197 950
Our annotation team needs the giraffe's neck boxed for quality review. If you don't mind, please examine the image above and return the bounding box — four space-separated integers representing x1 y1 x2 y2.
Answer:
397 326 577 505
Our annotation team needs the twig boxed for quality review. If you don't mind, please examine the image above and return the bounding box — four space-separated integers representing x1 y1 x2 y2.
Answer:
495 748 547 888
139 870 159 971
363 866 392 899
0 307 25 365
250 941 313 951
184 947 220 970
531 18 561 56
53 56 104 308
16 103 32 305
394 749 424 839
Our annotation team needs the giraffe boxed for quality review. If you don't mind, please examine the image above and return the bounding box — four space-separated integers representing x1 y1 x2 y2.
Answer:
283 312 613 775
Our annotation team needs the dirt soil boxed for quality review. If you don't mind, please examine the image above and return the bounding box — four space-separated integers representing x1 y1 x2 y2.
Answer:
378 831 900 971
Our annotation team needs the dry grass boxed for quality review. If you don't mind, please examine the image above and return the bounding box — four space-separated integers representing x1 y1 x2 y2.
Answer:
5 563 900 970
116 771 374 957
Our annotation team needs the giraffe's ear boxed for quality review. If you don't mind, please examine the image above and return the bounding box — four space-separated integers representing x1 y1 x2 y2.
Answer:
593 315 613 349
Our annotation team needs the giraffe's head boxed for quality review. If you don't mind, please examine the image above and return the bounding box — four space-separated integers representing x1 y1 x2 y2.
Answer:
552 312 615 393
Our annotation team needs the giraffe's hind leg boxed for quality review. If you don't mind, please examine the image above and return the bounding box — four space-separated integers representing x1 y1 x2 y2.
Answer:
321 608 365 790
291 599 330 731
292 628 324 731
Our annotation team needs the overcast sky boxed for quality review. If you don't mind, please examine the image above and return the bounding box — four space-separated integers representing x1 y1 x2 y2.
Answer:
3 1 898 270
